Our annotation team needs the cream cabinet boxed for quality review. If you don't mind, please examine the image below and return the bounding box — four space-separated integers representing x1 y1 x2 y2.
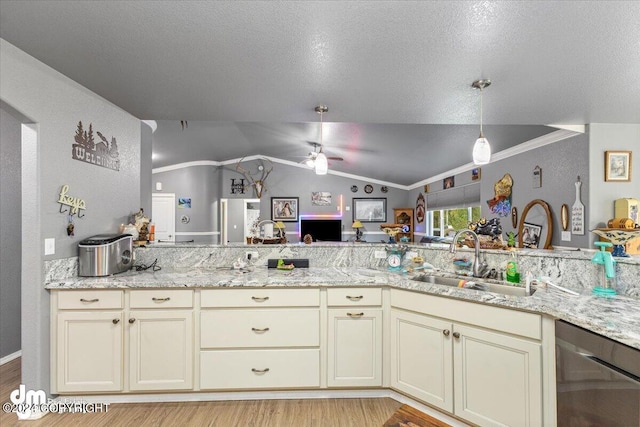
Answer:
53 290 124 393
390 289 543 427
199 288 321 390
51 289 194 394
326 288 383 387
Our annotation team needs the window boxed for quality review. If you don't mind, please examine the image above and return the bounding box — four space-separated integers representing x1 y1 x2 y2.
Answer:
428 206 481 237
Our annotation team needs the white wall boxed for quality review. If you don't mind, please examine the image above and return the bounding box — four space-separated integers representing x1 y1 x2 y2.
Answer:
0 39 141 392
588 124 640 245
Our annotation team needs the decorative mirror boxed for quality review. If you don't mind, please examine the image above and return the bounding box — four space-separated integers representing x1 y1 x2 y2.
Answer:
518 199 553 249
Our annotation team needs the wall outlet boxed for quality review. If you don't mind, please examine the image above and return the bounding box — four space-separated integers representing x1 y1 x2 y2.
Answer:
374 250 387 259
561 231 571 241
245 251 259 261
44 238 55 255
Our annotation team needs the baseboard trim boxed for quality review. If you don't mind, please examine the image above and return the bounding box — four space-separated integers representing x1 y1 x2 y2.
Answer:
0 350 21 365
54 388 469 426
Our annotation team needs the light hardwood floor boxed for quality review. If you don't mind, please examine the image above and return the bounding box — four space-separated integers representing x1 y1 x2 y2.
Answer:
1 358 402 426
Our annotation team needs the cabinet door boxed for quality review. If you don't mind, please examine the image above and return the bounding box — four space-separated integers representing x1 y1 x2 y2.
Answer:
453 324 542 427
390 309 453 412
129 310 193 391
56 311 123 392
327 309 382 387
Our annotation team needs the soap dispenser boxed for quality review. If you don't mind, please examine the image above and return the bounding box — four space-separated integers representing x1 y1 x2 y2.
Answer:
591 242 617 296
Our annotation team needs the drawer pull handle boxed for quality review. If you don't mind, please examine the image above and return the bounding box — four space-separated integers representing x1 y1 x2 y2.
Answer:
453 332 461 339
112 319 120 324
129 318 136 324
251 368 270 374
251 327 270 333
251 296 269 302
80 298 99 303
443 329 450 336
346 295 363 301
347 312 364 318
152 297 171 302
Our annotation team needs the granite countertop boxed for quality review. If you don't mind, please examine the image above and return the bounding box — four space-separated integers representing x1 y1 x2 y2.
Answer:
46 267 640 351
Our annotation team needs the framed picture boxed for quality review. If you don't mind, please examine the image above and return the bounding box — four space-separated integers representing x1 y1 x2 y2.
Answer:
352 198 387 222
471 168 481 181
311 192 332 206
178 197 191 208
443 176 455 189
522 222 542 249
271 197 299 222
605 150 632 182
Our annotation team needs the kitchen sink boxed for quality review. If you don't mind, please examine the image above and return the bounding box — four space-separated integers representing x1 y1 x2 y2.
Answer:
410 274 535 297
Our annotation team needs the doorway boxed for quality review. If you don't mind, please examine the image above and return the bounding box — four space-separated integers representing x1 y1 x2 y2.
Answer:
152 193 176 242
220 198 260 244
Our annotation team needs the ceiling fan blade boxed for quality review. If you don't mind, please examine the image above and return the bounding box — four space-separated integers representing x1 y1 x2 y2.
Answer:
327 156 344 161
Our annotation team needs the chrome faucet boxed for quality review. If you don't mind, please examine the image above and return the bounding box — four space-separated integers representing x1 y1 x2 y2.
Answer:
449 229 487 278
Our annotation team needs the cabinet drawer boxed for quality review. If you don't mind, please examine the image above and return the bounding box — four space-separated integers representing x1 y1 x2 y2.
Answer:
201 309 319 348
200 349 320 389
129 289 193 309
327 288 382 306
390 289 541 340
57 290 123 310
201 288 319 308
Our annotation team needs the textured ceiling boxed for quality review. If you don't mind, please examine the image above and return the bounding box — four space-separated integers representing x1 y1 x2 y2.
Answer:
1 1 638 184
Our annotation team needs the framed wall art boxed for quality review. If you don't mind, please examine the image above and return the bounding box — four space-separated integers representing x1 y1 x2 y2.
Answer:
605 150 632 182
352 198 387 222
271 197 299 222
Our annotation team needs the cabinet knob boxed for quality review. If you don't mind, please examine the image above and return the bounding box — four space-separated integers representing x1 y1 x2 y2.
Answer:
453 332 461 339
128 318 136 324
443 329 450 336
346 295 363 301
251 296 269 302
251 368 270 374
251 327 270 333
347 312 364 318
112 318 120 324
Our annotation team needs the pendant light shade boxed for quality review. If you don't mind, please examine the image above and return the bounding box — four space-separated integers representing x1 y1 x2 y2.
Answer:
472 79 491 165
473 136 491 165
314 152 328 175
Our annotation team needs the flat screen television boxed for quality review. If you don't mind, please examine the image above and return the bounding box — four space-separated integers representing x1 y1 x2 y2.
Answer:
300 219 342 242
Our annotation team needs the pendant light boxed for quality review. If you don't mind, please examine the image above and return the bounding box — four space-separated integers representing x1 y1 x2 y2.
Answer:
472 79 491 165
314 105 328 175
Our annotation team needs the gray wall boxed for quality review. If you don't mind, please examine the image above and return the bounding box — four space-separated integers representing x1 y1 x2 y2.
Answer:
140 122 153 218
588 124 640 244
480 132 590 248
227 198 246 243
1 39 141 392
0 104 23 359
152 165 221 243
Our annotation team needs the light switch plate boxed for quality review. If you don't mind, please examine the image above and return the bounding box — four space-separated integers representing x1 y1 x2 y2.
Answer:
374 250 386 259
561 231 571 241
44 238 55 255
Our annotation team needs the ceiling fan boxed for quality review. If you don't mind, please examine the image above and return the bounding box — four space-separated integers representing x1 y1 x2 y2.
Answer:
302 105 343 175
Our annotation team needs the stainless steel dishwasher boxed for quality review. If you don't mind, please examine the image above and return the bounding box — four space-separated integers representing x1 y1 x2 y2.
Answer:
556 320 640 426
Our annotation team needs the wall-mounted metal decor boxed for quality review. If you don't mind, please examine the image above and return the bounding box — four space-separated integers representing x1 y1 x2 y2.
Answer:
486 173 513 217
58 185 86 217
72 121 120 171
416 193 426 224
231 178 246 194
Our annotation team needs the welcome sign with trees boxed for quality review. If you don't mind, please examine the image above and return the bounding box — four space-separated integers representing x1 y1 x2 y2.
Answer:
72 121 120 171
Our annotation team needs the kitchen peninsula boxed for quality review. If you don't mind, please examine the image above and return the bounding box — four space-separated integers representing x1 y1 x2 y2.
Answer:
45 243 640 427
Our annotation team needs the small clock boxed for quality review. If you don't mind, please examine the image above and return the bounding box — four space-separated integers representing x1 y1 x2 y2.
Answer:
364 184 374 194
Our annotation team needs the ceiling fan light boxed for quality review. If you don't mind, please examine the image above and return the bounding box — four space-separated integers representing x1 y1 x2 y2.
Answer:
472 136 491 165
315 152 328 175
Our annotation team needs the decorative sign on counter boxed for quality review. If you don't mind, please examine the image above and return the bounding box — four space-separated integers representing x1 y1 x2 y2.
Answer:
72 121 120 171
572 176 585 235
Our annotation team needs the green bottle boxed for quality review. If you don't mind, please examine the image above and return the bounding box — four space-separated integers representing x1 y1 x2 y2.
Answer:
506 254 520 283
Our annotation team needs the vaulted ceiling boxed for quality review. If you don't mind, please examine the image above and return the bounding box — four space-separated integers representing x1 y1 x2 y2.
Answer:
1 1 638 185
